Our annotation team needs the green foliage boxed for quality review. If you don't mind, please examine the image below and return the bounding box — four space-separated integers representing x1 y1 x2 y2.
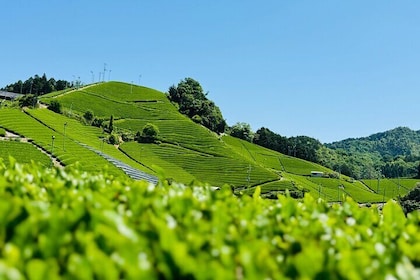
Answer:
108 133 119 145
191 114 202 124
108 114 114 133
18 94 37 108
1 162 420 279
399 183 420 214
0 141 51 166
0 108 127 177
83 110 94 123
168 78 226 133
254 127 322 163
229 122 254 142
0 128 5 137
91 117 105 128
1 73 70 95
120 141 278 187
326 127 420 178
139 123 159 142
23 108 150 174
48 100 62 114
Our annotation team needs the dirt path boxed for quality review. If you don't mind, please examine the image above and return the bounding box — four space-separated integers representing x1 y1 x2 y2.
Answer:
53 83 98 98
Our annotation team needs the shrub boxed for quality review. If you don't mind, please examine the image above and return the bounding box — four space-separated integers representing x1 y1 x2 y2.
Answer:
399 183 420 214
192 114 202 124
92 117 105 128
48 100 62 113
83 110 94 123
1 162 420 279
0 127 5 137
18 94 37 108
121 132 133 142
138 123 159 143
108 134 119 145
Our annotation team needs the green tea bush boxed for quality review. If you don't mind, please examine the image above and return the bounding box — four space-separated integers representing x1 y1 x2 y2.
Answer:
1 161 420 279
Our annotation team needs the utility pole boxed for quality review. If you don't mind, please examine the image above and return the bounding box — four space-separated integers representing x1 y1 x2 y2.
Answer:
63 122 67 151
50 135 55 168
109 70 112 81
139 74 142 85
246 164 252 186
103 63 107 82
383 184 386 203
90 71 94 84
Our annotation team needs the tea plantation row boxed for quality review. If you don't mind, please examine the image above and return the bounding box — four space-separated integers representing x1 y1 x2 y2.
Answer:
0 161 420 279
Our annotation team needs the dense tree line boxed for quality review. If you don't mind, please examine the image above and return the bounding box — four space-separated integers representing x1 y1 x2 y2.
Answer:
1 74 71 95
253 127 322 163
167 78 226 133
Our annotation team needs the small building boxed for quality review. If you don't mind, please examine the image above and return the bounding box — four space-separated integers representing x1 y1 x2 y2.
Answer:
311 171 324 177
0 91 23 101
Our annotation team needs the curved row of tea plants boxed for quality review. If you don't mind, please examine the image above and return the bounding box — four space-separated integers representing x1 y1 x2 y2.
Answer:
0 109 126 177
0 162 420 279
0 141 50 167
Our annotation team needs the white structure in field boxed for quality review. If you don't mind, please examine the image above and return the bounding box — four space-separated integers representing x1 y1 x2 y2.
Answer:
310 171 324 177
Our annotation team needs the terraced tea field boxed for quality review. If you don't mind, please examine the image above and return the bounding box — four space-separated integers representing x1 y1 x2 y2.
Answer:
0 141 50 166
362 178 420 199
0 109 126 177
0 81 412 203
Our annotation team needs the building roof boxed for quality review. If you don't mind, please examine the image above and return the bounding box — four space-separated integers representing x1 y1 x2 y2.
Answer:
0 91 24 100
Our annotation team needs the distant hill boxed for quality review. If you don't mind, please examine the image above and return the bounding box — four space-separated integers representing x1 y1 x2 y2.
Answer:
327 127 420 158
325 127 420 178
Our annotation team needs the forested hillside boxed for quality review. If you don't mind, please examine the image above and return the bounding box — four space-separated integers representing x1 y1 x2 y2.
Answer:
326 127 420 179
1 74 71 95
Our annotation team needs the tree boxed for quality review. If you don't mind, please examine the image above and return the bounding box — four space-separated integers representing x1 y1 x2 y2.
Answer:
167 78 226 133
83 110 94 123
1 74 70 95
417 163 420 179
48 100 62 114
138 123 159 143
399 183 420 214
18 94 37 108
230 122 254 142
108 134 119 145
108 115 114 133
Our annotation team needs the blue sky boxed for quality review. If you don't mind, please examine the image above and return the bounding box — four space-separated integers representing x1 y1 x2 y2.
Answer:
1 1 420 143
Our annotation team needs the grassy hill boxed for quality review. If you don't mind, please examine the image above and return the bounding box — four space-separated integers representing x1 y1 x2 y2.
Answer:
0 81 417 202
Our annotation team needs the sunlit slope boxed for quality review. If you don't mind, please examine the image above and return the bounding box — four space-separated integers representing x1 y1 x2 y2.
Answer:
0 141 50 167
362 178 420 200
25 108 151 174
24 81 417 202
222 135 331 174
42 82 279 186
222 135 387 202
0 109 126 177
